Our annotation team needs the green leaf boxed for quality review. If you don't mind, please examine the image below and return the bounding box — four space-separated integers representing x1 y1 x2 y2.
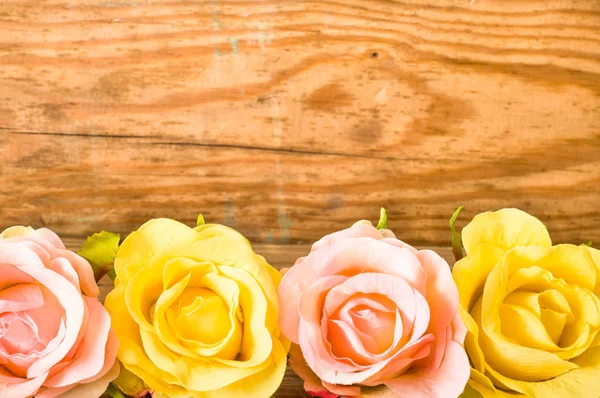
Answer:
376 207 388 230
197 213 205 226
583 240 592 247
450 206 465 262
106 383 126 398
78 231 120 282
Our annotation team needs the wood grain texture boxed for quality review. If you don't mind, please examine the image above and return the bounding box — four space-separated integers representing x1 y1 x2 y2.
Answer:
1 0 600 247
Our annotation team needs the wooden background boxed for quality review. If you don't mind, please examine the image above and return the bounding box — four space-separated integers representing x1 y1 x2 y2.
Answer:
1 0 599 396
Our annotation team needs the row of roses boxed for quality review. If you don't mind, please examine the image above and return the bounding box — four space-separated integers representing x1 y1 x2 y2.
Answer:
0 208 598 398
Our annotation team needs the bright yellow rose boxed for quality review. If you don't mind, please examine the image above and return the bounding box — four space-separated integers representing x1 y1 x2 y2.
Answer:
104 218 289 398
453 209 600 398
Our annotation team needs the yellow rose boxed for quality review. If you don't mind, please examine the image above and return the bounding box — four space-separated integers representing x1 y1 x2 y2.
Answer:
453 209 600 398
104 218 289 398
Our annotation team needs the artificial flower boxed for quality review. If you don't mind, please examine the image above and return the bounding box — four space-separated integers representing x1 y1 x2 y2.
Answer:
279 210 470 397
0 226 118 398
105 217 289 398
453 208 600 397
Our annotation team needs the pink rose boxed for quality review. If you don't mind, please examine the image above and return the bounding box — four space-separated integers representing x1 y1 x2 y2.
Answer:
0 226 119 398
278 221 470 398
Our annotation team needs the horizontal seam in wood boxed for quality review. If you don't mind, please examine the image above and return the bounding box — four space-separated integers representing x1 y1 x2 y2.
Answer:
5 129 401 160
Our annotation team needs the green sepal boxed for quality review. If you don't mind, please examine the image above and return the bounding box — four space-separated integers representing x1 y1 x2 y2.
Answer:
450 206 465 262
583 240 592 247
376 207 388 230
78 231 120 282
197 214 205 226
106 383 126 398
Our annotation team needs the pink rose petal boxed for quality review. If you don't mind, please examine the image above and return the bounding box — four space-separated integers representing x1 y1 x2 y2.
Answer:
45 297 111 387
0 243 45 270
48 257 81 293
384 339 470 398
18 266 85 379
311 222 384 252
415 250 460 373
322 381 361 396
32 228 65 249
55 250 99 298
0 284 44 313
2 371 48 398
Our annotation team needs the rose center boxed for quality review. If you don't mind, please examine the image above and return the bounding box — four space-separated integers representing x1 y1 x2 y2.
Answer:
327 294 399 364
0 284 64 356
349 305 396 353
173 288 231 344
499 288 575 349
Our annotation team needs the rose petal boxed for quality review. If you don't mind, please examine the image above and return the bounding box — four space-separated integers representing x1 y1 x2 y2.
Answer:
80 328 118 384
37 360 120 398
55 250 99 298
44 297 112 387
0 242 45 271
462 208 551 254
301 273 433 385
280 238 427 345
322 381 361 396
0 284 44 313
384 339 470 398
2 371 48 398
311 222 383 252
18 267 85 379
47 258 81 293
32 229 65 249
416 250 460 373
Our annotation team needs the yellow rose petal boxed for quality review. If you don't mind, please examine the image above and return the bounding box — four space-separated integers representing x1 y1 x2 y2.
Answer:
198 338 288 398
585 246 600 297
502 266 596 359
485 347 600 398
469 368 496 393
105 283 182 397
539 289 573 318
175 351 270 392
453 242 507 311
153 274 200 358
540 308 569 345
162 257 217 290
215 266 273 368
462 208 551 255
125 260 164 333
505 265 557 295
115 218 199 283
194 223 252 247
542 245 597 292
171 235 280 332
140 328 181 378
460 306 486 373
482 246 549 331
502 291 541 315
473 299 577 381
499 303 558 351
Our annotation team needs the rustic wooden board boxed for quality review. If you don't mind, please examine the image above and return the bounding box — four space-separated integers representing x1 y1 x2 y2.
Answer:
2 1 600 395
61 238 452 398
1 0 600 247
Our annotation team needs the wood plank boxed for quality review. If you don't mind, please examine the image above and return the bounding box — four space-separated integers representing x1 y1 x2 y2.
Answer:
1 0 600 246
60 238 452 398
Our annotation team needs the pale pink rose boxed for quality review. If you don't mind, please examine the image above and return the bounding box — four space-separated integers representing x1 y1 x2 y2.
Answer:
0 226 119 398
278 221 469 398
